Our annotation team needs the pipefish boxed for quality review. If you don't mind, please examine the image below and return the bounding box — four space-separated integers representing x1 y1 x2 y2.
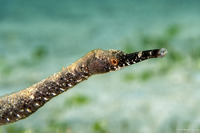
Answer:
0 48 168 125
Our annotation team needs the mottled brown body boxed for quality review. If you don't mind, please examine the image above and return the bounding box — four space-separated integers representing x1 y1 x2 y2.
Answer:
0 48 167 125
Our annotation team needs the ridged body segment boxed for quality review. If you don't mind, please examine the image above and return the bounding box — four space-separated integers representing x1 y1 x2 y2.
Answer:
0 58 91 125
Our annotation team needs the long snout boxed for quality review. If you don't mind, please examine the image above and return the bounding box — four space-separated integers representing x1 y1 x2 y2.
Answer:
124 48 168 66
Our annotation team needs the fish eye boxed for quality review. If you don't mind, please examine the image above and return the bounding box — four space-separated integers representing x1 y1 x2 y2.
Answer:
110 58 118 66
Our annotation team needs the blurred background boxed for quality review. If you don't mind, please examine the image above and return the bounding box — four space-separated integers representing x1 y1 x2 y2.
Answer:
0 0 200 133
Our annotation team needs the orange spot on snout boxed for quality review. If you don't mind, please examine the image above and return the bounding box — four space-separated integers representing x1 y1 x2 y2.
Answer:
110 58 118 66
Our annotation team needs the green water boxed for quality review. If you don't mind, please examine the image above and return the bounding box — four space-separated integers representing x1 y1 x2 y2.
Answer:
0 0 200 133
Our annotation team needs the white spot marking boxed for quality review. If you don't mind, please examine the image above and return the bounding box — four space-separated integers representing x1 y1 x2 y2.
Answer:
114 66 121 70
138 51 142 58
131 60 136 64
35 103 40 106
52 93 57 96
38 97 42 100
26 108 31 113
62 83 66 86
30 95 34 99
126 60 130 65
71 73 75 76
6 118 10 121
149 51 152 55
60 88 65 91
56 82 60 86
84 75 89 78
76 79 82 82
17 114 21 118
68 84 72 87
83 70 87 73
44 97 48 101
20 109 24 112
118 67 122 70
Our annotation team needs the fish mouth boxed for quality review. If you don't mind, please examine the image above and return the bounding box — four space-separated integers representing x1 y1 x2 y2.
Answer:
157 48 168 58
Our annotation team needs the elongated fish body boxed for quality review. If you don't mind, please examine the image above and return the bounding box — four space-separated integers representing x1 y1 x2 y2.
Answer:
0 48 167 125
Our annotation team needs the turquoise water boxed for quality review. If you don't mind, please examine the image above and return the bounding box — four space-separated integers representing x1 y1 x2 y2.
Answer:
0 0 200 133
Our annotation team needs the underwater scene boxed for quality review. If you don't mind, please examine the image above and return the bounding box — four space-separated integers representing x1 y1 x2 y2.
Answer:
0 0 200 133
